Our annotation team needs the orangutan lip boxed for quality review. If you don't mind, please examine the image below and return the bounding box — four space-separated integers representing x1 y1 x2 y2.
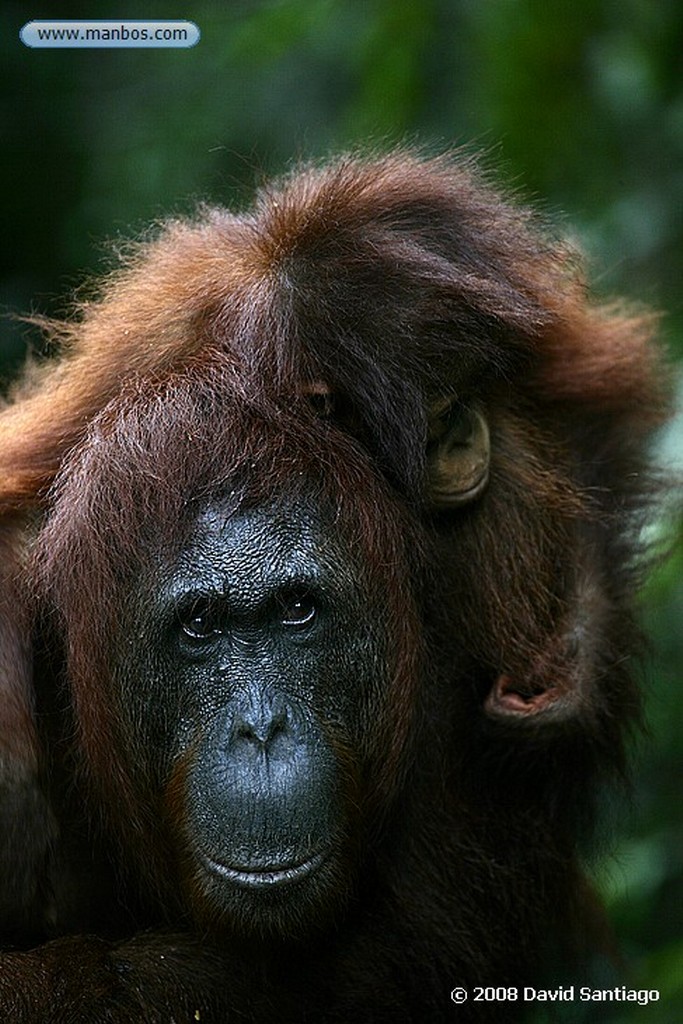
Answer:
202 851 326 888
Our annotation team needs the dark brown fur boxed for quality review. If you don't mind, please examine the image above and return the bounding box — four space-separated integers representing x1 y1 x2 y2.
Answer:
0 150 669 1022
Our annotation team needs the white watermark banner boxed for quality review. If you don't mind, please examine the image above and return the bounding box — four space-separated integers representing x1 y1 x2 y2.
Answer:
20 20 200 49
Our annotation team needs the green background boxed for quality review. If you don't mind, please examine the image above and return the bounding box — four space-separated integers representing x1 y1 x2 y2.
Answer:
2 3 682 1020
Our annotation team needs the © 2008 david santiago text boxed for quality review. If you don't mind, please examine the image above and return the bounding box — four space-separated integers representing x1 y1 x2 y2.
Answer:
459 985 660 1006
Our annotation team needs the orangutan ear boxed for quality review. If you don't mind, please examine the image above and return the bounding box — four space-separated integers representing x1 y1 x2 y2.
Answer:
483 615 594 735
484 671 583 726
427 400 490 507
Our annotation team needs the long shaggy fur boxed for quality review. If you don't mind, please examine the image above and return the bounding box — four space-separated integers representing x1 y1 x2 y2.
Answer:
0 149 670 1022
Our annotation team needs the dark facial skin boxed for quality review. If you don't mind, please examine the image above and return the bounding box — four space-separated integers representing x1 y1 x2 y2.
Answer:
114 500 386 935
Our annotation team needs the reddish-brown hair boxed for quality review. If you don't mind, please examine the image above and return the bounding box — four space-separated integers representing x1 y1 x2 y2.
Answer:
0 149 672 1014
0 150 665 511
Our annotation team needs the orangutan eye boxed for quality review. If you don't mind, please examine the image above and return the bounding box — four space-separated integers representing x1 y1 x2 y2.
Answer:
178 600 222 642
278 592 317 630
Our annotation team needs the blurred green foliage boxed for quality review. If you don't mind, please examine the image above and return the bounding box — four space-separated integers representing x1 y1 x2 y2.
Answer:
2 1 682 1019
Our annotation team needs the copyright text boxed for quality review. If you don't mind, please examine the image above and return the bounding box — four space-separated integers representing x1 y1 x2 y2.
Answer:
451 985 660 1006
